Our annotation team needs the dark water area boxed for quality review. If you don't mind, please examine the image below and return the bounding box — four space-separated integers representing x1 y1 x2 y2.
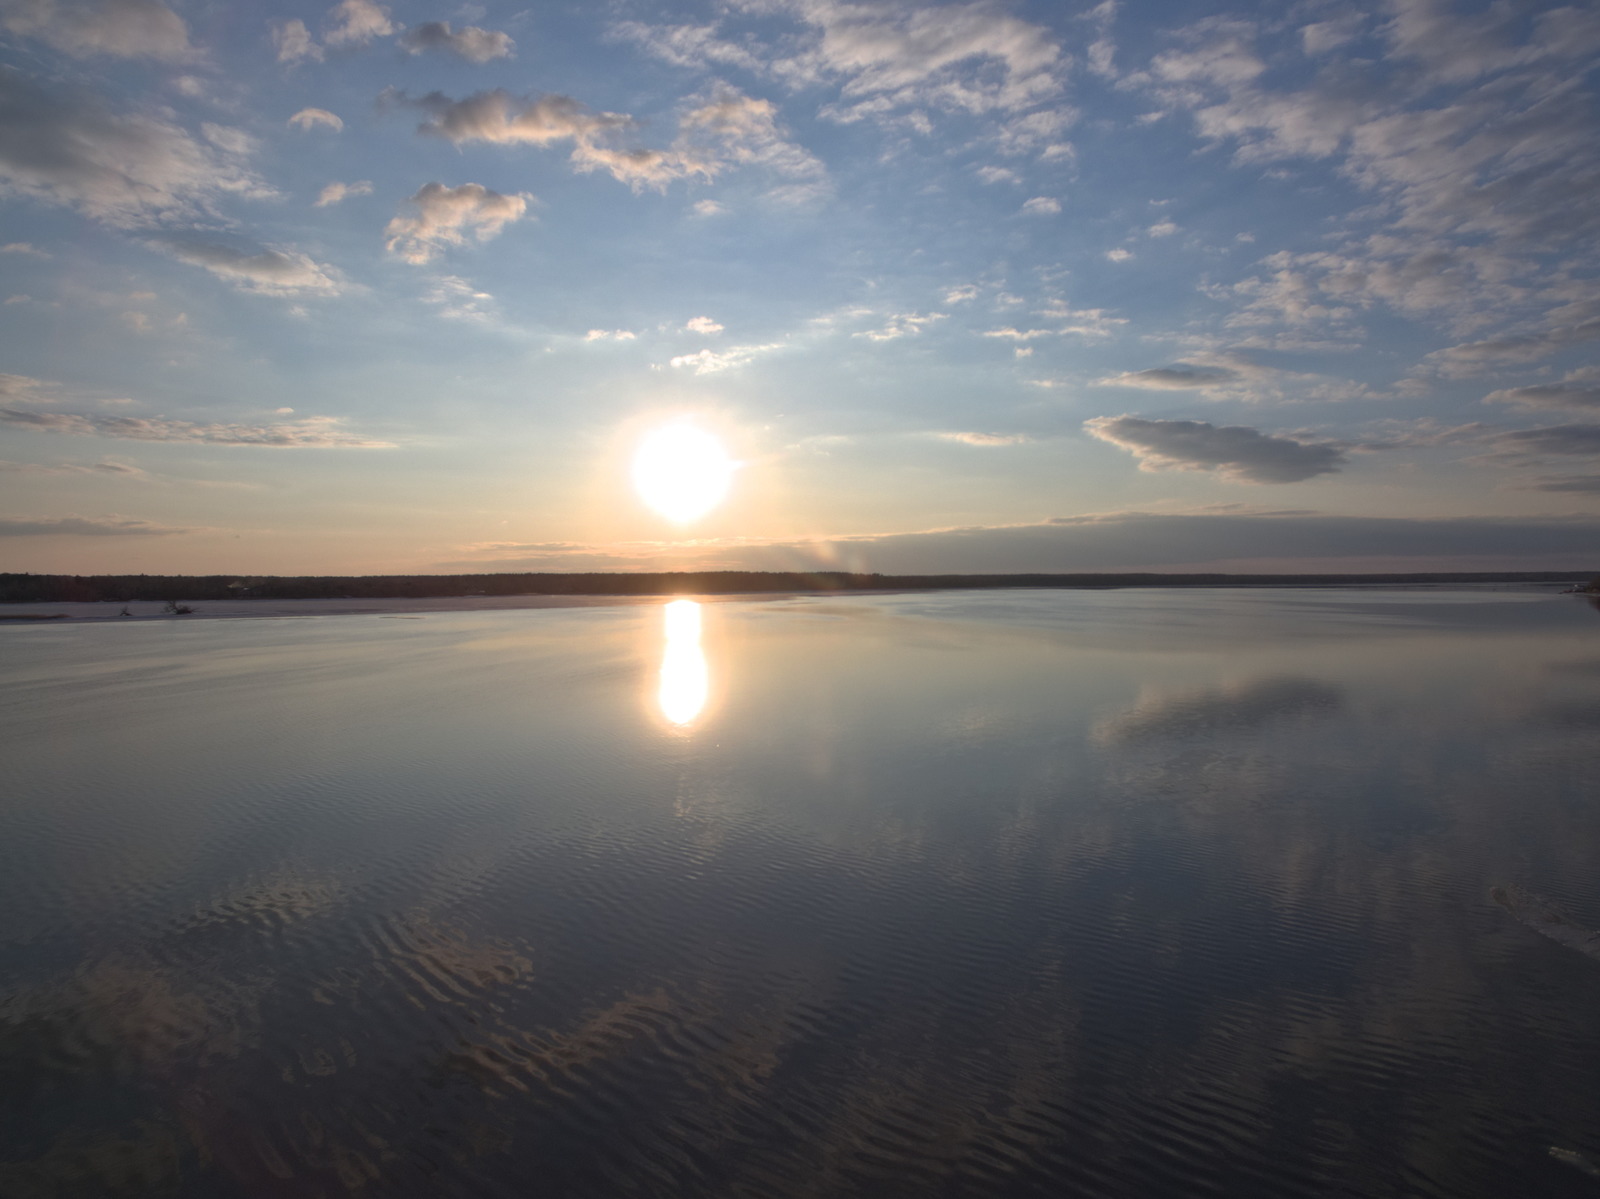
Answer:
3 588 1600 1198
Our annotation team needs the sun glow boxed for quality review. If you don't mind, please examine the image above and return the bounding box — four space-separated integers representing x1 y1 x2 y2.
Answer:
632 422 735 523
657 599 708 727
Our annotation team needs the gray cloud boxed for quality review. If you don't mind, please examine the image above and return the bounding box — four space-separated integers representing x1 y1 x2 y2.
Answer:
1099 365 1240 390
0 515 182 536
383 182 531 265
1084 415 1347 483
1 0 190 61
1485 424 1600 460
441 511 1600 575
1517 475 1600 494
0 72 265 227
0 457 150 478
1484 371 1600 411
398 21 513 63
1 408 390 447
152 239 343 294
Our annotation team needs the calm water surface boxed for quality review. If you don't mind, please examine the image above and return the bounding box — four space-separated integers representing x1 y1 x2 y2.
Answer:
3 588 1600 1198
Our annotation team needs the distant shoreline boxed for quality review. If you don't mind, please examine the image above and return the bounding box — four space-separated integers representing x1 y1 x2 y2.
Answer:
1 569 1594 616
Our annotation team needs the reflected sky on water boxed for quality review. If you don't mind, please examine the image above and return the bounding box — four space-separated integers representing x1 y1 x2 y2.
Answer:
2 588 1600 1198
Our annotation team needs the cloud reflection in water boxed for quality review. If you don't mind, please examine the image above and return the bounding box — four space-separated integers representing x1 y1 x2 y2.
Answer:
658 599 708 727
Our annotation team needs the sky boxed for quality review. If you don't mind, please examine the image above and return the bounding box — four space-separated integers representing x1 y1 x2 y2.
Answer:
2 0 1600 576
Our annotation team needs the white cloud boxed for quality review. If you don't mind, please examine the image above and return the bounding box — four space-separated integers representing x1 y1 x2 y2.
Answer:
0 407 390 447
936 431 1028 446
668 342 781 373
0 241 48 257
685 316 723 334
854 312 946 341
1021 196 1060 215
288 108 343 133
1085 415 1348 483
313 180 371 207
151 239 344 295
975 165 1019 185
324 0 392 47
692 198 726 216
982 327 1053 341
424 275 494 322
944 283 979 304
0 73 267 227
1 0 190 60
1147 220 1178 237
384 183 531 265
1105 248 1133 262
398 21 513 63
584 329 636 341
272 18 321 62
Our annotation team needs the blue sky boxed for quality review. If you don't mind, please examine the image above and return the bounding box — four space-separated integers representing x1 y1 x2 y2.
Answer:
3 0 1599 575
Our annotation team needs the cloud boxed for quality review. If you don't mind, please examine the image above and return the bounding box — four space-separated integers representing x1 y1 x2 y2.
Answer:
1 0 190 60
1484 368 1600 411
324 0 392 48
668 342 781 373
0 73 266 227
982 327 1053 341
619 0 1066 138
288 108 342 133
388 85 825 196
313 180 371 207
584 329 636 341
1100 365 1241 390
0 407 390 447
0 372 57 402
1084 415 1347 483
0 240 47 256
152 239 343 295
976 166 1019 184
383 182 531 265
1516 475 1600 495
692 198 725 216
1483 424 1600 460
0 515 183 536
272 18 320 62
1105 248 1133 262
684 316 723 334
1147 220 1178 237
1021 196 1060 215
0 457 151 479
442 511 1600 574
1131 8 1600 371
854 312 946 341
424 275 494 322
936 431 1028 446
398 21 513 63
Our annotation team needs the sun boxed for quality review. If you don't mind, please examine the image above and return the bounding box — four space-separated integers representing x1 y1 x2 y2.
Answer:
632 422 735 523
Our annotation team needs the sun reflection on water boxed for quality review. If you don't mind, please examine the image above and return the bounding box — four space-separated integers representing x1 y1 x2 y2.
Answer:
658 599 708 727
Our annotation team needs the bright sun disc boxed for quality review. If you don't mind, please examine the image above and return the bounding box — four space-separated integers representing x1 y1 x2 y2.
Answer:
632 423 734 523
